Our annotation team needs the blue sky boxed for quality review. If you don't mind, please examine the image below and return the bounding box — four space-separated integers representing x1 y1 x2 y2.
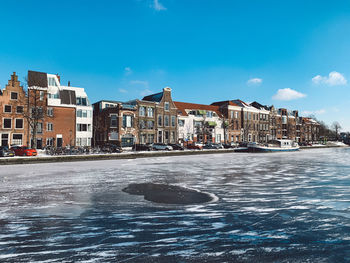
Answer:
1 0 350 130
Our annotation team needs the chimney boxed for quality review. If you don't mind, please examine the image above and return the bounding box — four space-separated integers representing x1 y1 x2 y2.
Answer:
56 74 60 84
68 81 70 86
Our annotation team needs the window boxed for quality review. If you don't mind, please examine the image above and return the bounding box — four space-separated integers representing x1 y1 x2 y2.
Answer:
139 106 146 116
76 97 88 106
40 91 44 101
37 122 43 134
147 134 155 143
15 119 23 129
46 137 54 146
11 92 18 100
110 115 117 127
139 120 146 129
178 119 184 127
235 112 238 119
47 123 53 131
230 111 234 119
171 116 176 127
47 107 53 117
12 134 23 145
77 124 88 131
206 111 213 118
48 77 57 86
122 115 133 128
171 131 175 143
147 107 154 117
158 115 162 126
4 105 11 113
147 120 154 129
164 102 169 111
164 115 169 126
165 131 169 141
3 118 11 129
16 106 24 114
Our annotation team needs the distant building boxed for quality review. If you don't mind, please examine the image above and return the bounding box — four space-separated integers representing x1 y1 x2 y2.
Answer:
92 100 138 147
211 100 242 143
175 101 224 144
142 87 178 144
0 73 27 146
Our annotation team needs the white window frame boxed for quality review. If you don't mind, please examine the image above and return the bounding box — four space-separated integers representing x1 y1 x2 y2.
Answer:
4 105 12 113
10 92 18 100
15 118 24 129
47 122 53 131
2 118 12 129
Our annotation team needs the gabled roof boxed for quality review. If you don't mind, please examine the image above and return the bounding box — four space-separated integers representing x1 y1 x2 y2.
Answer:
211 100 240 107
250 101 270 111
142 91 163 102
174 101 223 117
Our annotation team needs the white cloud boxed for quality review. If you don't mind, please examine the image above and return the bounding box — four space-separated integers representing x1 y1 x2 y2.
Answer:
302 109 326 115
247 78 262 86
118 88 127 93
152 0 166 11
312 71 347 86
272 88 306 101
124 67 132 76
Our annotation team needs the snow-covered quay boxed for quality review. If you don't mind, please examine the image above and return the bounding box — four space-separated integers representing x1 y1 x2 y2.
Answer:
1 148 350 262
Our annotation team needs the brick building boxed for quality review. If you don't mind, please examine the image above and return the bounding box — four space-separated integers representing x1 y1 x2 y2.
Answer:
142 87 178 144
0 73 27 146
210 100 242 143
27 70 92 148
93 100 138 147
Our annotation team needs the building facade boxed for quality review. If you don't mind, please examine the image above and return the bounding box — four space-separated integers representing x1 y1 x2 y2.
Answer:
0 73 27 146
175 101 224 144
142 87 178 144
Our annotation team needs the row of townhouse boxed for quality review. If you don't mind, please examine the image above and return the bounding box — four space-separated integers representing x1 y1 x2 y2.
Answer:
93 87 320 146
0 71 92 148
0 71 320 148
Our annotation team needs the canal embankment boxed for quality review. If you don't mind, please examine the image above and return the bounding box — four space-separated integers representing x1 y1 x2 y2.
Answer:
0 145 348 166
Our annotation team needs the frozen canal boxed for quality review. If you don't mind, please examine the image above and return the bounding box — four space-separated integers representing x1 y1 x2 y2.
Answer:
1 148 350 262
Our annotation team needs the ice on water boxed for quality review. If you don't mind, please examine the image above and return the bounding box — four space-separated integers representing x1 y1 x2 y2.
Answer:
0 148 350 262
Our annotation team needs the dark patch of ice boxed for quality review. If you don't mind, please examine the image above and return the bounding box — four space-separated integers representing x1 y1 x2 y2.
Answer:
122 183 215 204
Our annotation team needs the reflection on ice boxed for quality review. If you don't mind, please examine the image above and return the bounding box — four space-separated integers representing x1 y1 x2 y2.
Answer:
0 148 350 262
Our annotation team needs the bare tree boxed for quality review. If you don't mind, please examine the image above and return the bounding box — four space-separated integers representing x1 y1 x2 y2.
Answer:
24 86 47 149
332 121 342 141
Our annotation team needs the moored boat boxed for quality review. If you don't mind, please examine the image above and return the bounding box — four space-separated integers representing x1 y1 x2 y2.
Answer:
247 139 299 152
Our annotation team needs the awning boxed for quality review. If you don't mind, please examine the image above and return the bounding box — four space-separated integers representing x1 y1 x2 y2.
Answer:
207 121 217 127
198 110 207 114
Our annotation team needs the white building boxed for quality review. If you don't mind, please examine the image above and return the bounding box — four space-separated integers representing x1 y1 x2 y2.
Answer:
174 101 224 144
45 73 93 146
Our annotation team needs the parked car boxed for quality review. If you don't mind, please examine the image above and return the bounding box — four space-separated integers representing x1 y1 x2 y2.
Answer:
0 146 15 157
203 143 221 149
223 143 235 149
133 144 152 151
101 143 122 153
186 144 202 150
10 146 37 156
152 143 173 151
168 144 184 150
214 143 224 149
